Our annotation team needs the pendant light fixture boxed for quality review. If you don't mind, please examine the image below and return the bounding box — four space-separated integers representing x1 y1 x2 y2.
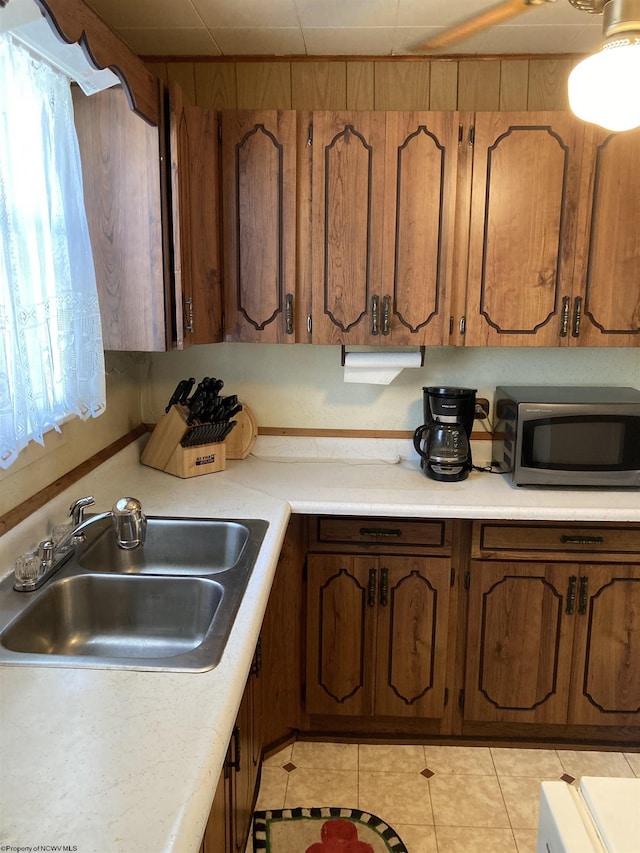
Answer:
568 0 640 131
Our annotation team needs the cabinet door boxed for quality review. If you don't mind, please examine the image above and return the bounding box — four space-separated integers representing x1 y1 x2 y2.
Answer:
201 764 232 853
221 110 297 342
464 112 584 347
231 678 256 853
380 112 459 345
260 516 304 749
465 562 575 724
568 565 640 726
311 112 386 344
73 86 168 351
168 84 222 347
374 556 451 718
305 554 377 716
570 126 640 347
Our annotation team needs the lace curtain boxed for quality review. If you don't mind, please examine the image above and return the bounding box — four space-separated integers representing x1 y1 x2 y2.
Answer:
0 33 105 469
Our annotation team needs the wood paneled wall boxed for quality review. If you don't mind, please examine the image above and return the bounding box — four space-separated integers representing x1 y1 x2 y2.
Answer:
146 57 577 112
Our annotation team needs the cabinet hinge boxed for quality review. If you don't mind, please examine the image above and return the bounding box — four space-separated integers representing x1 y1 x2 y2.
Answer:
458 688 465 710
450 567 455 587
469 125 475 146
308 123 313 146
444 687 449 707
464 571 470 590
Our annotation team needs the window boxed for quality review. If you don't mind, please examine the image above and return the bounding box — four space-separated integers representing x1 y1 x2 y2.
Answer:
0 32 105 469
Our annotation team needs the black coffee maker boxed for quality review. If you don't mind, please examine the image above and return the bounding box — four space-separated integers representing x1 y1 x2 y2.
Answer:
413 387 477 482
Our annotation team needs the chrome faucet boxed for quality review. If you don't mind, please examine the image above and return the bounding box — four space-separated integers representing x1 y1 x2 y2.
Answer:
13 496 147 592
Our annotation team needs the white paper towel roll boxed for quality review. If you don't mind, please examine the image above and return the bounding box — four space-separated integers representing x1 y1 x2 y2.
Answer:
343 351 423 384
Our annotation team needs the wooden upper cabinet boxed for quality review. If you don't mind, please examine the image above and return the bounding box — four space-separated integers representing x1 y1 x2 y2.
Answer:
463 112 584 347
221 111 298 342
40 1 221 351
168 84 222 347
570 125 640 347
381 113 459 345
311 112 386 344
73 86 169 351
311 111 456 345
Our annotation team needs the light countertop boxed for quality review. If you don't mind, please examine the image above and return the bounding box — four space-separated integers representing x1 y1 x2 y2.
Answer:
1 435 639 853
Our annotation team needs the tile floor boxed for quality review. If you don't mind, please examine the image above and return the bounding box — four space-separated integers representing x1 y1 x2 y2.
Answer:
252 742 640 853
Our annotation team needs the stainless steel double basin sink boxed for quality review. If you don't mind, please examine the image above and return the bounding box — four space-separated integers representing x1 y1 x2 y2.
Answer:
0 516 268 672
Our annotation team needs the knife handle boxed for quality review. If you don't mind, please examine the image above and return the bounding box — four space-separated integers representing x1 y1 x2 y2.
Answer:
178 377 195 405
186 397 206 425
166 379 190 413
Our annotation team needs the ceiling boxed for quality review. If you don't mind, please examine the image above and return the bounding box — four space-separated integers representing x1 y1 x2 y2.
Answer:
83 0 605 58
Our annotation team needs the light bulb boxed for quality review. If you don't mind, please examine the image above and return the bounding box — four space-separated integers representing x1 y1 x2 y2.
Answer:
568 37 640 132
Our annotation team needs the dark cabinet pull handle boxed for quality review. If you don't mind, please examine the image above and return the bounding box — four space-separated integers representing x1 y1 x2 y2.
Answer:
285 293 294 335
382 295 391 336
368 568 377 607
250 636 262 678
560 295 570 337
560 535 604 546
226 725 241 773
371 294 379 335
566 575 577 615
360 527 402 538
578 576 588 615
572 295 582 337
379 567 388 606
184 297 194 333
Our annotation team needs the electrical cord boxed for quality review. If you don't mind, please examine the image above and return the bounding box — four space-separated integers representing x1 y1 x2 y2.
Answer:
472 463 508 475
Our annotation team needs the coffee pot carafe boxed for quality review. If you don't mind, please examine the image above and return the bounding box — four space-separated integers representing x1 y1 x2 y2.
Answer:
413 387 476 482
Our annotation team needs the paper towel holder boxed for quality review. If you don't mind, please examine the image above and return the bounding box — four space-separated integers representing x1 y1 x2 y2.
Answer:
340 345 426 366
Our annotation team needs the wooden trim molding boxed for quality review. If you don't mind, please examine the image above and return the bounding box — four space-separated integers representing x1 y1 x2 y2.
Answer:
258 426 493 440
34 0 160 125
0 424 149 539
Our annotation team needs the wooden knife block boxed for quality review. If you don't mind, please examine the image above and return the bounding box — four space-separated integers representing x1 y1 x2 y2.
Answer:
141 405 226 478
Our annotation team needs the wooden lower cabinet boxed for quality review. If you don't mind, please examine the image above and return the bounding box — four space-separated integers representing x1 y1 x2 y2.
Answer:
201 668 260 853
200 517 306 852
568 564 640 726
202 760 231 853
305 553 452 719
464 561 578 725
466 521 640 730
201 513 640 852
260 514 305 746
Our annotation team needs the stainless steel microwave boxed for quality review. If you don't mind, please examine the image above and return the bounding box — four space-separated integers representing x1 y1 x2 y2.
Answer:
492 386 640 487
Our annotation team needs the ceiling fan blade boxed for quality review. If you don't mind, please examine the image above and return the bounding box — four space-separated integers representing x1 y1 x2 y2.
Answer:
410 0 535 52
